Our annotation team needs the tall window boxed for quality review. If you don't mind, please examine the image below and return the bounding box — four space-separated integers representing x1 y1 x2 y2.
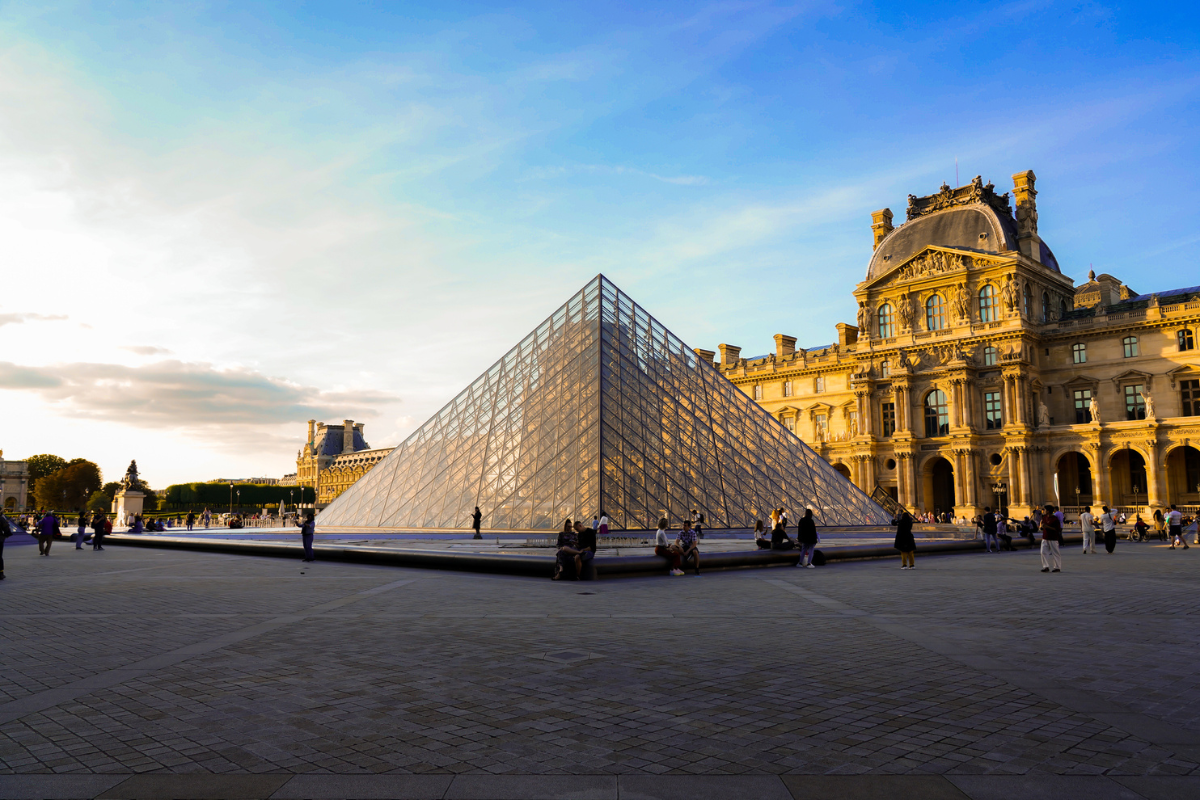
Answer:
881 402 896 437
815 376 825 393
1072 342 1087 364
926 295 946 331
1123 336 1139 358
924 389 949 437
783 380 793 397
984 391 1002 430
1124 384 1146 420
983 346 998 366
1060 299 1068 319
1023 283 1031 318
1042 291 1051 323
978 284 997 322
1183 379 1200 416
1073 389 1093 424
753 384 763 400
783 416 796 432
877 303 895 338
881 360 890 378
1179 329 1195 351
814 413 828 437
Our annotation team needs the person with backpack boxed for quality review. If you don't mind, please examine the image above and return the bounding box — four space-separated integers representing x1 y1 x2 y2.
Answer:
1040 504 1063 572
796 508 818 568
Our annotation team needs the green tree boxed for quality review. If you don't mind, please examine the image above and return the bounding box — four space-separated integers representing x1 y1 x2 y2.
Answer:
86 482 123 512
34 461 103 511
26 454 67 502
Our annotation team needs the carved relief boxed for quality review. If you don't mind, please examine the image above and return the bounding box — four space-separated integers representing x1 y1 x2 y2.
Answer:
906 175 1013 221
952 282 971 323
897 292 917 332
1001 274 1020 315
856 301 870 332
895 249 968 283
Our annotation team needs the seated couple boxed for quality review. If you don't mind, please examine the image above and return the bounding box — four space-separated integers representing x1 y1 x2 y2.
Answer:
654 518 700 576
754 509 819 568
553 518 597 580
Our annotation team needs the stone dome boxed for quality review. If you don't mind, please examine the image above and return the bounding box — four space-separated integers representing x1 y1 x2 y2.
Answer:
866 201 1059 282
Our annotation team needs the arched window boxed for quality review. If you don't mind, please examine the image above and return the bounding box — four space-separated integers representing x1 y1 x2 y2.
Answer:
978 284 997 322
983 345 998 366
1072 342 1087 363
1123 336 1139 358
877 303 895 338
926 295 946 331
1042 291 1051 323
1179 329 1195 351
1060 299 1068 319
924 389 949 437
880 360 890 378
1023 283 1031 318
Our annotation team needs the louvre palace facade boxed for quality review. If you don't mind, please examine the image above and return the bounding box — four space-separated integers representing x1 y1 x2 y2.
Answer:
710 170 1200 519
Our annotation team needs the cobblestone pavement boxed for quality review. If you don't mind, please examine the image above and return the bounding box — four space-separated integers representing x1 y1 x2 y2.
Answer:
0 539 1198 798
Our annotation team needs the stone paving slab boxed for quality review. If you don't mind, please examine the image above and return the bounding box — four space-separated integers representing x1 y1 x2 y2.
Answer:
0 541 1197 796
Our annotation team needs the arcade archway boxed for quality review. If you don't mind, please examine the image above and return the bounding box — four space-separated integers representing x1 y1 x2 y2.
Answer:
1166 445 1200 507
922 456 955 517
1109 448 1149 510
1056 452 1093 508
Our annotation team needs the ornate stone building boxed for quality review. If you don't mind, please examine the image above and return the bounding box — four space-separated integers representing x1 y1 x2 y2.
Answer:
710 171 1200 519
0 450 29 511
292 420 393 507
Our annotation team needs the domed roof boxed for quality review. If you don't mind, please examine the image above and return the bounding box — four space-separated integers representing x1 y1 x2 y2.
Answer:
865 179 1060 282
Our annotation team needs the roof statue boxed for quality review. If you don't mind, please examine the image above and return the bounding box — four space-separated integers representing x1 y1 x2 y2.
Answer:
318 275 891 531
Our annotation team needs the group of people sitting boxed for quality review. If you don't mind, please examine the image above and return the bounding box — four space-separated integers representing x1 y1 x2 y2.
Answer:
753 507 820 568
654 518 701 576
552 513 607 580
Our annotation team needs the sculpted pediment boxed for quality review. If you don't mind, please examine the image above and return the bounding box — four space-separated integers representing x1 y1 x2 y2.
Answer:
864 246 1003 291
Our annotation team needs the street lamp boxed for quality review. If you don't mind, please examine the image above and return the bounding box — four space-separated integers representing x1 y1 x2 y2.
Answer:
236 490 240 513
1132 484 1140 517
229 482 233 514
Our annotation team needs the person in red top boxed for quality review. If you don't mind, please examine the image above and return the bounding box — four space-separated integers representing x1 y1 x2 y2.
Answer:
1040 504 1063 573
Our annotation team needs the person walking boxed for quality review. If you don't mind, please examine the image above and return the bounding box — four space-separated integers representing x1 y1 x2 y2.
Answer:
654 518 683 576
1099 505 1118 554
796 508 818 568
298 510 316 563
202 508 211 529
982 506 998 553
1167 505 1188 549
894 511 916 569
1080 506 1096 554
37 512 57 556
471 506 482 540
1040 504 1063 572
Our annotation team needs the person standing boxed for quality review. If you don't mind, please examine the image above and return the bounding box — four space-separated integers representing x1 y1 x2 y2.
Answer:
1099 506 1118 554
0 512 11 579
75 510 88 550
796 508 818 568
1167 505 1187 549
1080 507 1096 554
298 510 316 563
982 506 998 553
1040 505 1063 572
1153 509 1166 542
91 513 106 551
38 512 57 556
202 508 211 529
654 518 682 576
471 507 482 540
186 511 195 532
894 511 916 569
597 512 609 537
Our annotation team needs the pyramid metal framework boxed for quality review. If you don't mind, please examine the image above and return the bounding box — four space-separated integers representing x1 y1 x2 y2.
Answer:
318 276 891 530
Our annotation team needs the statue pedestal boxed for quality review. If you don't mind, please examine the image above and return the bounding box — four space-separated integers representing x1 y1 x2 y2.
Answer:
112 490 144 526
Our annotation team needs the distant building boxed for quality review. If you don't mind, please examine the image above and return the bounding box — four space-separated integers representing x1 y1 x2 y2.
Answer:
0 450 29 511
208 477 282 485
294 419 393 506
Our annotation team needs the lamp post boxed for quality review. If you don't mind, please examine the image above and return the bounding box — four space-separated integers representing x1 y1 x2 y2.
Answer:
228 482 233 514
236 490 240 514
1133 484 1140 517
991 482 1008 515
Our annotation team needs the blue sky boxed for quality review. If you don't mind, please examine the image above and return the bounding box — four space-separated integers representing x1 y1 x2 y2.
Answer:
1 1 1198 486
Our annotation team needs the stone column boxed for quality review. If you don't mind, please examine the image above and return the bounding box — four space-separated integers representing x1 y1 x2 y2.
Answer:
1146 439 1163 507
1022 448 1034 507
1010 448 1024 507
964 450 978 507
952 450 965 510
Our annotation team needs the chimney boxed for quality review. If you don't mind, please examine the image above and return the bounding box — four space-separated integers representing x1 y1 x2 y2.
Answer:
836 323 858 346
871 209 894 250
773 334 797 359
717 344 742 370
307 420 316 454
693 348 717 368
343 420 355 453
1011 170 1042 263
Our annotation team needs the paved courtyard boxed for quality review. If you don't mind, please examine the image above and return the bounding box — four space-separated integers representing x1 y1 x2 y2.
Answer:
1 537 1198 799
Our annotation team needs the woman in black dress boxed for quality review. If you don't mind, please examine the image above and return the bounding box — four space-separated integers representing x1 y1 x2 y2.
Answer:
894 512 916 570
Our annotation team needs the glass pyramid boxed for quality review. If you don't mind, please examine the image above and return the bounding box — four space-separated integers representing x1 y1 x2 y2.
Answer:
318 275 892 531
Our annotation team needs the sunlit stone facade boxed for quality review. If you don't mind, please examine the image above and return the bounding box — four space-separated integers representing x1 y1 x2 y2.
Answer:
293 419 393 507
713 171 1200 519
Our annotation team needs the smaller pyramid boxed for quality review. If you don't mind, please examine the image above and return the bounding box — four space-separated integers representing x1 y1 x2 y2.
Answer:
319 276 891 530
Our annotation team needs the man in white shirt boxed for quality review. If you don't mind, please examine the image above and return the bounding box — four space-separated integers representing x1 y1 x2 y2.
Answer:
1099 506 1118 554
1080 507 1096 554
1168 505 1188 549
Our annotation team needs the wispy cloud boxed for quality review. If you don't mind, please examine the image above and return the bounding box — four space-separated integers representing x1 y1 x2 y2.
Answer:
120 345 173 356
0 360 400 429
0 311 68 327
